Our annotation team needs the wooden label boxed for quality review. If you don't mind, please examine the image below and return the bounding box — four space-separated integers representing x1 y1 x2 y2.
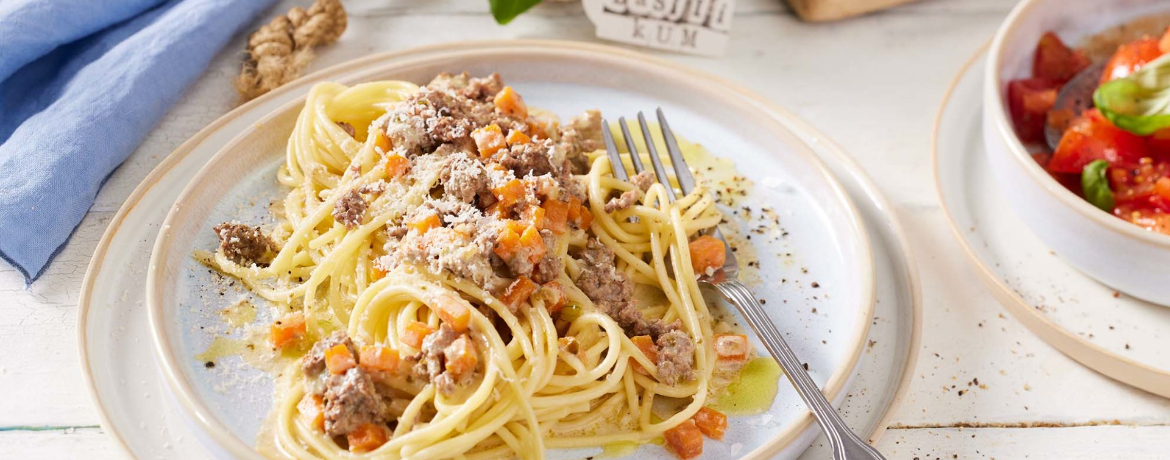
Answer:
583 0 734 56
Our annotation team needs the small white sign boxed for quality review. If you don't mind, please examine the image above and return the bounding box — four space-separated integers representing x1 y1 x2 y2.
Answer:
583 0 734 56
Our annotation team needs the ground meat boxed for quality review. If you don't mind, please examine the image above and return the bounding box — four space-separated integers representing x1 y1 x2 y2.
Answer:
574 239 677 338
213 222 276 266
655 330 696 385
498 140 557 178
604 171 655 213
414 324 460 381
332 189 367 229
378 73 523 156
532 252 562 284
442 153 489 204
557 110 604 174
323 367 386 436
302 331 358 378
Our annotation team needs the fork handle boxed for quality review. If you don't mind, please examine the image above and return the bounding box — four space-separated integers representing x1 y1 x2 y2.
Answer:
714 279 886 460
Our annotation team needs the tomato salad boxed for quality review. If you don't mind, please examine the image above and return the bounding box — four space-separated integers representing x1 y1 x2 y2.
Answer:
1008 27 1170 235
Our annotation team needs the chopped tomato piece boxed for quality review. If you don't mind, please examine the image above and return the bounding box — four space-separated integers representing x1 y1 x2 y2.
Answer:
297 394 325 431
472 124 507 158
542 199 570 233
492 179 526 209
1149 128 1170 158
324 343 357 375
1111 158 1170 207
1050 109 1149 173
630 335 658 375
1033 32 1091 83
664 419 704 459
269 312 307 350
692 407 728 440
1100 37 1165 84
506 129 532 146
1007 78 1061 145
432 294 471 332
384 154 410 177
408 213 442 235
534 281 566 314
444 334 478 377
346 423 389 453
501 276 538 310
359 345 400 374
1156 177 1170 202
688 235 726 275
713 334 750 363
401 321 435 349
493 86 529 119
374 129 392 153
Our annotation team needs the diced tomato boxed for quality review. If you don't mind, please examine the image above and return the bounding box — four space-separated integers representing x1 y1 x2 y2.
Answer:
506 129 532 146
1049 109 1148 173
692 407 728 440
297 394 325 431
1100 37 1165 84
542 199 570 233
384 154 410 177
269 312 306 350
408 213 442 235
501 276 538 310
688 235 726 275
630 335 658 375
324 343 357 375
1110 158 1170 207
1033 32 1091 83
359 345 400 374
443 334 478 378
493 86 529 119
1007 78 1061 145
1149 128 1170 158
713 334 750 363
401 321 435 350
664 419 704 459
346 423 389 453
432 294 471 332
472 124 507 158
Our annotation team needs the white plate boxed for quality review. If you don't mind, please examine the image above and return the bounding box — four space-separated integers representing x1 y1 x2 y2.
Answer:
934 46 1170 397
80 41 920 460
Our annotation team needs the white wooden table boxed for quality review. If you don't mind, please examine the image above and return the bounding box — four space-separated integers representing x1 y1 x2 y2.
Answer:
3 0 1169 458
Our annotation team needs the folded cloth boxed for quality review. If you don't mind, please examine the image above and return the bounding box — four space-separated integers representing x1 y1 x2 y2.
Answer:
0 0 277 283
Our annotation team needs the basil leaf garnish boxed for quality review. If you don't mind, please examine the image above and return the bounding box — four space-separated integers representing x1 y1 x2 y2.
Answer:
1081 159 1116 212
1094 53 1170 136
490 0 542 25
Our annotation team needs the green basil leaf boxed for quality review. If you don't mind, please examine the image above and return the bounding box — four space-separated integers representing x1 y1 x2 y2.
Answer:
490 0 542 25
1081 159 1116 212
1094 53 1170 136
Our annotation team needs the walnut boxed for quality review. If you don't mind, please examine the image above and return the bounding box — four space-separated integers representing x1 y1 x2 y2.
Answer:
235 0 347 101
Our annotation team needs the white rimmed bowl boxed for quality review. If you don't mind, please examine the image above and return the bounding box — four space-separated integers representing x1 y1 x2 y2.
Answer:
983 0 1170 306
146 43 877 460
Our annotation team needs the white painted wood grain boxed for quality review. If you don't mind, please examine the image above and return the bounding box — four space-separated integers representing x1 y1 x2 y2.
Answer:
3 0 1169 456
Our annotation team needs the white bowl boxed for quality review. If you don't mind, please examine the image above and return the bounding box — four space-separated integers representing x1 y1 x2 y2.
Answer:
982 0 1170 306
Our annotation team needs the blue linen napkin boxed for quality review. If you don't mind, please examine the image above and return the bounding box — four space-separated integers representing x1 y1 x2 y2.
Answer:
0 0 278 283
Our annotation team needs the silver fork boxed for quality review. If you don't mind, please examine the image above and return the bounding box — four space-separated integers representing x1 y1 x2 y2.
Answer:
602 109 886 460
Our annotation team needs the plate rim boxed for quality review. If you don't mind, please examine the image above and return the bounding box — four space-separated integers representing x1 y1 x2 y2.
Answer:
77 39 919 459
932 42 1170 398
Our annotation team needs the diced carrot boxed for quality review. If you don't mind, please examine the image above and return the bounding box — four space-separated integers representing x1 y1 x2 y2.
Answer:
506 129 532 146
493 86 528 119
371 264 388 280
713 334 750 363
558 336 580 354
567 196 594 230
269 312 307 350
401 321 435 349
688 235 726 275
472 124 507 158
664 419 704 459
384 154 410 177
527 120 549 140
324 343 357 375
534 281 566 314
519 225 546 263
359 345 400 374
409 213 442 235
1161 27 1170 54
542 199 569 233
373 129 392 153
297 394 325 432
577 207 593 229
443 334 478 377
492 179 526 209
494 227 522 261
432 294 471 332
346 423 389 453
501 276 538 310
520 205 546 230
630 335 658 375
692 407 728 440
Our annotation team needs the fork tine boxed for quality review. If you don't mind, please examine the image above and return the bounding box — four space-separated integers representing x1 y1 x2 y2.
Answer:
618 117 646 174
601 118 629 181
637 112 677 202
657 108 697 196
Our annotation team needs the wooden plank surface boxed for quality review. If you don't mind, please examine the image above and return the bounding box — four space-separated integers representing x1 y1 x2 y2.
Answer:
2 0 1168 457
